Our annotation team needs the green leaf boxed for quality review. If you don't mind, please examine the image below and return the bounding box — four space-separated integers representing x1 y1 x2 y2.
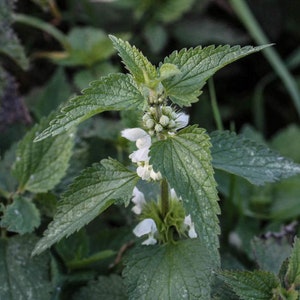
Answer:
74 275 127 300
270 176 300 220
0 195 40 234
32 158 139 255
53 27 115 67
251 236 292 275
109 35 157 84
154 0 196 23
150 125 220 264
35 73 145 141
219 270 280 300
162 44 269 106
123 239 214 299
0 0 29 70
210 130 300 185
13 113 75 193
0 235 51 300
158 63 181 80
286 237 300 287
26 68 71 119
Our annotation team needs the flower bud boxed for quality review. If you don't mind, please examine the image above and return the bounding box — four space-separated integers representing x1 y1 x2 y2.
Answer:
162 106 173 116
155 124 163 133
159 115 170 127
145 118 155 129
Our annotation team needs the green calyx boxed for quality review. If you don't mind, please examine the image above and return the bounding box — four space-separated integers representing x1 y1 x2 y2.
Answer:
140 198 186 244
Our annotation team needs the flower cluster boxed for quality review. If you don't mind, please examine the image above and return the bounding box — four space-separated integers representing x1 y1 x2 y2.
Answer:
121 105 188 181
131 187 197 245
121 128 161 181
143 105 189 135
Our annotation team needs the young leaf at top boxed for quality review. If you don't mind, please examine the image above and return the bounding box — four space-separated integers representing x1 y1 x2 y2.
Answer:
285 237 300 287
150 125 220 265
210 130 300 185
32 158 139 255
0 235 51 300
218 270 280 300
13 112 75 193
162 44 270 106
35 73 145 141
109 35 158 85
123 239 214 300
0 195 40 235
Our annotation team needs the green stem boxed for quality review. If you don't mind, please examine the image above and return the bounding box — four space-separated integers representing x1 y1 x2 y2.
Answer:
66 250 115 270
208 78 224 131
12 13 70 50
160 178 169 219
229 0 300 117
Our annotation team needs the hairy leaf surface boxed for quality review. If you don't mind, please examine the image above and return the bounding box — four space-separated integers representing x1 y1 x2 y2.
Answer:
150 126 220 264
124 239 214 299
0 196 40 234
0 235 51 300
210 130 300 185
162 44 269 106
218 270 280 300
13 113 75 193
286 237 300 286
109 35 157 84
32 158 139 255
35 73 145 141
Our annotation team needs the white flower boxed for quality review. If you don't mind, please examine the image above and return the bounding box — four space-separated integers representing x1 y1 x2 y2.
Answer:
184 215 197 238
137 162 162 181
133 218 158 245
129 147 150 163
175 112 189 130
122 127 161 181
121 128 151 149
131 187 146 215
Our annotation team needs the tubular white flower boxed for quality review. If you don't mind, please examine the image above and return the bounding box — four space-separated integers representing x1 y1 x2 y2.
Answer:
175 112 189 130
137 164 152 181
121 128 148 142
131 187 146 215
184 214 198 239
133 218 158 245
129 147 150 163
122 127 161 181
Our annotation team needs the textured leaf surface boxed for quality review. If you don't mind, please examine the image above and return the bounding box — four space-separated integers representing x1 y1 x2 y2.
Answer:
0 196 40 234
286 238 300 286
13 113 75 193
35 73 145 140
251 236 292 275
0 235 51 300
109 35 157 84
0 0 29 70
32 158 139 255
219 270 280 300
124 239 214 299
74 275 127 300
162 44 269 106
210 130 300 185
150 126 220 264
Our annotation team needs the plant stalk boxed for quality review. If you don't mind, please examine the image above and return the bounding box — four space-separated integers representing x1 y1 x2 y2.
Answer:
229 0 300 117
13 13 70 50
208 78 224 131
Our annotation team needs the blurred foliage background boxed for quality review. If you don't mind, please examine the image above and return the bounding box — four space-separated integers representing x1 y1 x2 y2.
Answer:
1 0 300 298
